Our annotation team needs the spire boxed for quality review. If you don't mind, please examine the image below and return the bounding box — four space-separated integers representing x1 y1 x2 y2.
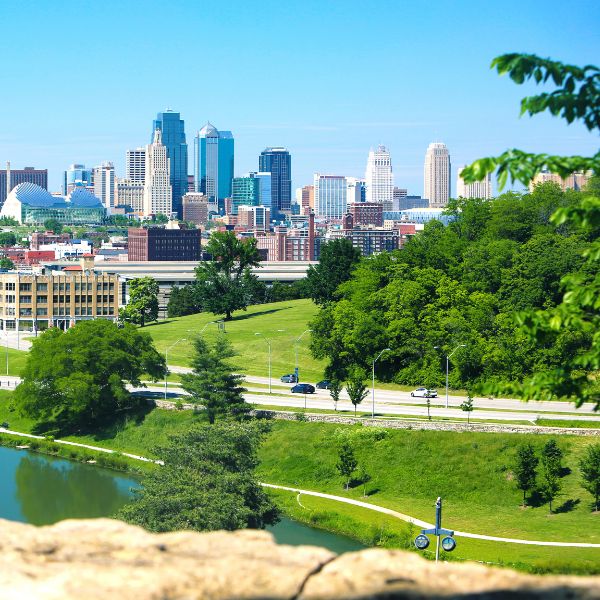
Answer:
153 128 163 145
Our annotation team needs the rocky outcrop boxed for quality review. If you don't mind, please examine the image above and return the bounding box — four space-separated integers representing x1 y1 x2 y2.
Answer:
0 518 598 599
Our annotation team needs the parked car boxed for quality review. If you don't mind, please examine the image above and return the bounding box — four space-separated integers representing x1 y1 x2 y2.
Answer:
315 380 331 389
291 383 316 394
280 374 298 383
411 387 438 398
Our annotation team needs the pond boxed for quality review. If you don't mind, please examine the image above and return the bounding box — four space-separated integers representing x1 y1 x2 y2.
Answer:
0 445 364 554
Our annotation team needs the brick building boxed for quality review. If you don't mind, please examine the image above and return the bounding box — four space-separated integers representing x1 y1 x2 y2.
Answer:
128 226 201 261
348 202 383 227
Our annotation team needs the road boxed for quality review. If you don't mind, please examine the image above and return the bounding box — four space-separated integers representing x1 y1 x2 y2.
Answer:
167 365 597 418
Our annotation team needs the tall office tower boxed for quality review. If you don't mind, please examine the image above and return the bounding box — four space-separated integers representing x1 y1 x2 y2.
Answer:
259 147 291 215
152 111 188 218
116 179 144 213
365 145 394 210
63 164 93 195
126 148 146 183
424 142 451 208
313 174 347 218
301 185 314 214
0 164 48 208
346 177 366 204
457 166 492 199
93 162 116 212
143 129 172 216
231 173 260 214
194 122 234 214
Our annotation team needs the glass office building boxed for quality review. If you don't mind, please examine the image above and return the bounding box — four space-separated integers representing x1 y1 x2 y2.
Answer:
63 164 93 195
231 174 260 214
152 111 188 219
259 147 291 215
194 123 234 214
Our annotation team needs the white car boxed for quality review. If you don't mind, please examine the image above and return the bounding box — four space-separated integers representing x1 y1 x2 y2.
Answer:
411 387 438 398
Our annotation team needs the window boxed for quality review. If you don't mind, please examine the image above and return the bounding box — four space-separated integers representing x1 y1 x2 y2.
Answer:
20 296 31 304
74 295 80 303
87 307 92 315
87 295 92 303
36 295 47 304
19 309 32 317
37 283 47 292
19 283 31 292
6 307 15 316
96 295 102 303
75 282 81 291
75 307 80 316
36 308 47 316
65 296 71 303
5 283 15 291
65 283 70 292
5 295 15 303
53 283 59 292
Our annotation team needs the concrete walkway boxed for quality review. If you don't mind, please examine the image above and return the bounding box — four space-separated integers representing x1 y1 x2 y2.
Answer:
261 483 600 548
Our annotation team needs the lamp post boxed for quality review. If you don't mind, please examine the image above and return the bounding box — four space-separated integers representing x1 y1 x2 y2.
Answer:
435 344 466 409
164 338 186 401
254 332 272 394
372 348 391 419
294 329 312 382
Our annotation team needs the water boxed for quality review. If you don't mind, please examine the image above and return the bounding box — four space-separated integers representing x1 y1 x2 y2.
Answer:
0 445 364 553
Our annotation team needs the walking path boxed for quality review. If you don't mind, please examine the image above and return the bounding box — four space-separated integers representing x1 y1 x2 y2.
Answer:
1 425 598 549
261 483 600 548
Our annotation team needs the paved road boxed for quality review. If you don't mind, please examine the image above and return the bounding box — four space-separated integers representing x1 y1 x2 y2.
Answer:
138 384 600 423
262 483 600 548
166 365 596 418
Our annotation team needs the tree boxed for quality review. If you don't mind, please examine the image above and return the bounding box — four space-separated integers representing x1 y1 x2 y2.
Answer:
0 232 16 246
460 395 474 424
167 285 201 318
118 422 279 532
358 464 371 497
43 219 63 234
120 277 159 327
514 444 539 507
580 444 600 512
195 231 262 320
329 379 342 411
181 335 249 424
14 320 165 431
540 439 564 513
153 213 169 224
0 257 14 270
337 440 357 490
346 370 368 415
306 238 361 306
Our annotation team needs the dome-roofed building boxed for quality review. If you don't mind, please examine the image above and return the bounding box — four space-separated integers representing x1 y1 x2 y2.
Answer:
0 183 105 225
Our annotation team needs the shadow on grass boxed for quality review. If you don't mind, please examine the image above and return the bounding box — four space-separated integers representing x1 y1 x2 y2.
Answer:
140 320 176 328
554 498 581 514
230 307 292 321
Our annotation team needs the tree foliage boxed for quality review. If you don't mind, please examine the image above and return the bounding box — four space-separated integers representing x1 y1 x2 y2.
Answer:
346 370 368 415
120 277 159 327
167 285 201 318
14 320 165 431
43 219 63 234
513 444 539 507
306 238 361 306
459 395 474 424
118 421 279 532
195 231 262 320
0 232 16 246
540 439 564 513
329 379 342 411
579 443 600 512
336 440 357 489
0 257 15 269
180 335 249 423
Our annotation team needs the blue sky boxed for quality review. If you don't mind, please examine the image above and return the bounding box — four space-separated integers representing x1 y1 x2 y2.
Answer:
0 0 598 196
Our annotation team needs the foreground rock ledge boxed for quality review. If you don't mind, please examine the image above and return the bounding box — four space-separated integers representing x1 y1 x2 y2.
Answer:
0 519 598 599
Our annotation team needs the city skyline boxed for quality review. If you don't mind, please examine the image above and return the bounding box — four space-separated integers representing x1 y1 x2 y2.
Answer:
0 0 598 196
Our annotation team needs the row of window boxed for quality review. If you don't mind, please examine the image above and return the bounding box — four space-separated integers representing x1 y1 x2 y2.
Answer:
0 281 115 292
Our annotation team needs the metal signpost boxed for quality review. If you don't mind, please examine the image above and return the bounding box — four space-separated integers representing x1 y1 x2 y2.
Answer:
414 497 456 562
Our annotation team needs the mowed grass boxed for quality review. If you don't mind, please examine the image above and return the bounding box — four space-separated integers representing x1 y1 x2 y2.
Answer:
144 299 327 383
257 420 600 570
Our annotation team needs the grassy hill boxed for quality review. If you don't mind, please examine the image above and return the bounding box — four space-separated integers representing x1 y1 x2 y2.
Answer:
143 299 327 383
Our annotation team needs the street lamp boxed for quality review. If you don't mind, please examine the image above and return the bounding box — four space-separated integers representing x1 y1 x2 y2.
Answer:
164 338 187 401
435 344 466 409
254 332 272 394
372 348 391 419
294 329 312 382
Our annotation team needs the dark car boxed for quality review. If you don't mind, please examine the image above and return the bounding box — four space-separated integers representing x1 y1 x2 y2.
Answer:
280 374 298 383
316 380 331 389
291 383 316 394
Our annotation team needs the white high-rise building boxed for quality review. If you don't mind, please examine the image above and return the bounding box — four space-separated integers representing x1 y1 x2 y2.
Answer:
143 129 172 216
314 174 347 219
93 162 116 213
424 142 451 208
456 167 492 199
126 148 146 183
346 177 365 204
365 145 394 210
116 179 144 213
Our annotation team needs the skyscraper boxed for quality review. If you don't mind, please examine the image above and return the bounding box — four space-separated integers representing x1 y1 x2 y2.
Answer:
143 129 172 216
126 148 146 183
0 164 48 208
231 173 260 214
63 164 93 195
424 142 451 208
259 147 291 215
152 111 188 218
365 145 394 209
314 174 347 218
457 167 492 198
93 162 116 212
194 122 234 214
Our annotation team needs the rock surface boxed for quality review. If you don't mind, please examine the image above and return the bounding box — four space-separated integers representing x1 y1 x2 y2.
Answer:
0 518 598 599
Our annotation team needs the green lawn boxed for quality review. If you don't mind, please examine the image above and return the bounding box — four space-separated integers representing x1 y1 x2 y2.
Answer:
144 299 327 383
0 348 28 378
